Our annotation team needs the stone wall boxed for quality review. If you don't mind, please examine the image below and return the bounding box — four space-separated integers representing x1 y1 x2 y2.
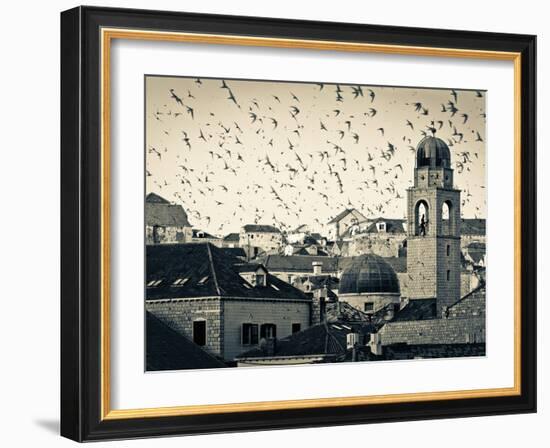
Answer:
378 316 485 345
347 233 406 258
222 299 311 360
146 297 223 358
384 343 485 360
447 286 485 319
339 293 400 314
145 225 193 245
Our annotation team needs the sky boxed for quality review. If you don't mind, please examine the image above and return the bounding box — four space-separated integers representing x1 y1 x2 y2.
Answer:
145 75 486 236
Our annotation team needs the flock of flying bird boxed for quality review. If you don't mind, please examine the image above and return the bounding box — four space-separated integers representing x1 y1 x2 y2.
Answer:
146 77 487 236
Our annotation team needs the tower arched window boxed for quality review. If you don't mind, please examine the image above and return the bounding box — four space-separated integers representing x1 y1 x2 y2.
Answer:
414 200 429 236
441 200 453 235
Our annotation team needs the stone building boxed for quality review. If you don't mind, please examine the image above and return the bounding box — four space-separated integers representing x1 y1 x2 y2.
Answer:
239 224 283 259
376 286 486 358
145 243 311 362
326 208 367 241
258 254 341 284
191 228 223 247
145 192 193 244
461 218 486 249
338 254 401 315
146 312 226 371
222 232 240 248
406 135 462 317
235 301 376 366
346 218 407 258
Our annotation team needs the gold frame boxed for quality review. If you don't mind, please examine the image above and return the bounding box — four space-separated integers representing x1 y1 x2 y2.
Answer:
100 27 522 421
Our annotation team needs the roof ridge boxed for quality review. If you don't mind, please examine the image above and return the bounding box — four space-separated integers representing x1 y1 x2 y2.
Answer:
449 284 485 308
206 243 222 296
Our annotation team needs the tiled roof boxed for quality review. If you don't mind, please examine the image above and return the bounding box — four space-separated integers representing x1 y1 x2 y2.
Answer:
220 247 246 258
383 343 485 359
392 299 437 321
146 192 170 204
259 255 341 273
146 243 308 301
461 218 486 235
242 224 281 233
236 319 375 359
146 312 226 371
464 242 486 265
327 208 366 224
192 229 219 240
223 232 240 241
294 275 339 290
364 218 406 234
383 256 407 273
145 193 191 227
325 301 372 323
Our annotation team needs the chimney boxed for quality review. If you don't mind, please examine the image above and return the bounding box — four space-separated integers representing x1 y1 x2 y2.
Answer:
368 333 383 356
346 331 360 350
312 261 323 276
311 288 327 326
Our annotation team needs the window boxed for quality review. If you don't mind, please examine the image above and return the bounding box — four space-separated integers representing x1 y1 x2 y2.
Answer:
147 279 162 287
446 269 451 281
415 200 429 236
256 274 266 286
446 245 450 256
441 200 453 235
193 320 206 346
364 302 374 312
271 284 280 291
172 278 189 286
198 276 209 285
292 323 301 334
260 323 277 339
242 323 259 345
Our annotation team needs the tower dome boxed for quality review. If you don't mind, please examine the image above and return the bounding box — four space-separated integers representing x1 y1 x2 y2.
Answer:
339 254 400 295
416 135 451 168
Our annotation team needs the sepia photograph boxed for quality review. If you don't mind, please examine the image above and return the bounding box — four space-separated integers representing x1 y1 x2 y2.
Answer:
144 75 487 371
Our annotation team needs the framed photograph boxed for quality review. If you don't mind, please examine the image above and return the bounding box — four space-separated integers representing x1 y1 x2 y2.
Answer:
60 6 537 441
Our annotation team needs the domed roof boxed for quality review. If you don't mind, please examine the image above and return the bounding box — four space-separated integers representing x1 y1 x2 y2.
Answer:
416 135 451 168
339 254 400 295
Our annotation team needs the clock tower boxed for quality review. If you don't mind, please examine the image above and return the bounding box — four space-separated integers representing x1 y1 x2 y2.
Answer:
406 134 461 317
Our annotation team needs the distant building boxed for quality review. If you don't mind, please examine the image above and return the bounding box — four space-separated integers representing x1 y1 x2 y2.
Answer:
145 243 311 362
258 254 341 284
463 241 486 267
346 217 407 257
191 229 223 247
286 224 312 244
461 218 486 249
239 224 283 259
145 193 193 244
220 247 247 260
292 273 339 299
326 208 367 241
222 232 240 248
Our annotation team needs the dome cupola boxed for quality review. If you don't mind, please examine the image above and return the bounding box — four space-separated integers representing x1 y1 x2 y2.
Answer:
416 135 451 168
339 254 400 295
